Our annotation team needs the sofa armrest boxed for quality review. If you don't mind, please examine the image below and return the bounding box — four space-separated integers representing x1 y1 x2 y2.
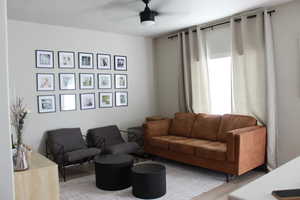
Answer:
144 119 171 139
226 126 266 165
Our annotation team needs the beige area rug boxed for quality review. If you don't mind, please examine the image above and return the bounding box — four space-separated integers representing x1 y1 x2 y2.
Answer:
60 160 225 200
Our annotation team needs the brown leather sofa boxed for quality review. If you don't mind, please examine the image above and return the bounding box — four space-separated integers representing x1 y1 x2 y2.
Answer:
144 112 267 178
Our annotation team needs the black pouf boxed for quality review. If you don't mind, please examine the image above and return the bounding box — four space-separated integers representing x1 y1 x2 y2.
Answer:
132 163 166 199
94 154 134 191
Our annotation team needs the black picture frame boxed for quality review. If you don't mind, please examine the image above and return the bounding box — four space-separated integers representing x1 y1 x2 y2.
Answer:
114 55 127 71
99 92 113 108
97 53 111 70
37 95 56 113
98 73 112 89
58 51 75 69
79 73 95 90
59 94 77 112
35 50 54 69
78 52 94 69
80 93 96 110
36 73 55 92
59 73 76 90
115 91 128 107
114 74 128 89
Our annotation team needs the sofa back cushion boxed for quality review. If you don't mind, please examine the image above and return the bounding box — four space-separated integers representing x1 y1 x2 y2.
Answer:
191 114 222 141
169 112 196 137
47 128 87 154
217 114 257 142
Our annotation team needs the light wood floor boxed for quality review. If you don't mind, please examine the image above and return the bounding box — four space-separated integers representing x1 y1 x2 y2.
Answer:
61 161 265 200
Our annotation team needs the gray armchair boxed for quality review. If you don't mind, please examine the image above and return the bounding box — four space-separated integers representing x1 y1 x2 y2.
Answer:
87 125 139 155
46 128 101 181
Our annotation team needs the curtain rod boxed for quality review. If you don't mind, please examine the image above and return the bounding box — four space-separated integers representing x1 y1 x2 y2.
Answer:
167 10 275 40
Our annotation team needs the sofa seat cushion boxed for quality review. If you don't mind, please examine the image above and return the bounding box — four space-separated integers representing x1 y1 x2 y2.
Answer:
217 114 257 142
64 148 101 163
191 114 222 141
195 141 227 161
149 136 189 150
102 142 139 155
169 139 211 155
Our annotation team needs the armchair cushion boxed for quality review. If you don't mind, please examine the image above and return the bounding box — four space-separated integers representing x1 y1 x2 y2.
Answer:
217 114 257 142
87 125 125 148
102 142 139 155
47 128 87 154
64 148 101 162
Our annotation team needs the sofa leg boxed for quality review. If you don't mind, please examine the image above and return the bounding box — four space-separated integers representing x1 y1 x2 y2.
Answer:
226 174 235 182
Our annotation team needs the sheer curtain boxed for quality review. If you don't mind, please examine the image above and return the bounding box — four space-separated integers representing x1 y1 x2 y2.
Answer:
231 11 278 169
178 27 211 113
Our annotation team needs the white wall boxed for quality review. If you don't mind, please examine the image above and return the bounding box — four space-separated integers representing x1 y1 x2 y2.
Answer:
0 0 14 199
8 20 157 152
272 0 300 165
154 0 300 165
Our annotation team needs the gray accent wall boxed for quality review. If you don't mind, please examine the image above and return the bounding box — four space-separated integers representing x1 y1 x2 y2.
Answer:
8 20 157 152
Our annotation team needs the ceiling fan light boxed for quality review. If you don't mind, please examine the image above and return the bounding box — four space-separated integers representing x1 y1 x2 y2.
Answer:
141 20 155 26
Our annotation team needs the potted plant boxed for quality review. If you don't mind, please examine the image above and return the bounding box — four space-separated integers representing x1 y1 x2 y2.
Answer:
11 97 30 171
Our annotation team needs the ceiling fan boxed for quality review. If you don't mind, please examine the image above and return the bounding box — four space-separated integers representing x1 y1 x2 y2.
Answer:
139 0 159 26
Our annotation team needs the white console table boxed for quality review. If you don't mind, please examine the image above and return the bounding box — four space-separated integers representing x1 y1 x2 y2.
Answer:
229 156 300 200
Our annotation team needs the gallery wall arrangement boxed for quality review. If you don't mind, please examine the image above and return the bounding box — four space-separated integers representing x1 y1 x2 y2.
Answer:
35 50 128 114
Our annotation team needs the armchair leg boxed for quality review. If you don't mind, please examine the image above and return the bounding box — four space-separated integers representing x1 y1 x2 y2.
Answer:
62 165 66 182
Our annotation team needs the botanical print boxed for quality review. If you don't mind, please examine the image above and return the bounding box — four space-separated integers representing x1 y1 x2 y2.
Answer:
36 50 54 68
80 93 95 110
80 74 94 89
98 74 112 89
115 74 127 89
99 92 113 108
115 92 128 107
37 73 54 91
59 73 75 90
58 52 75 68
97 54 111 70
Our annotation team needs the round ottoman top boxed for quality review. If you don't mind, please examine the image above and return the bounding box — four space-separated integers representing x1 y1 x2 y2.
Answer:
132 163 165 175
94 154 134 167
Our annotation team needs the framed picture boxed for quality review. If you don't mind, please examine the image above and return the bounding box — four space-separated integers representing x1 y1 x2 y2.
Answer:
79 73 94 90
98 73 112 89
115 74 127 89
59 73 76 90
37 95 56 113
99 92 113 108
58 51 75 68
36 50 54 68
60 94 76 111
80 93 95 110
115 91 128 107
114 55 127 71
36 73 55 91
78 52 93 69
97 53 111 70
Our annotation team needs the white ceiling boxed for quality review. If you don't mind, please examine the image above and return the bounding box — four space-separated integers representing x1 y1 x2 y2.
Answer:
8 0 291 38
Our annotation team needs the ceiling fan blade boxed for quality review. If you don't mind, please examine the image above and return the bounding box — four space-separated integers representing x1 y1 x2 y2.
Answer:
151 0 172 11
157 11 188 17
101 0 141 12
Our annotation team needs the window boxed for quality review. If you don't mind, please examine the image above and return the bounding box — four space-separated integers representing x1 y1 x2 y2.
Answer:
207 57 232 114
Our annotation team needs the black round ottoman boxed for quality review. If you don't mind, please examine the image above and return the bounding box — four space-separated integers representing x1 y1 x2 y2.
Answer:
132 163 166 199
94 154 134 191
